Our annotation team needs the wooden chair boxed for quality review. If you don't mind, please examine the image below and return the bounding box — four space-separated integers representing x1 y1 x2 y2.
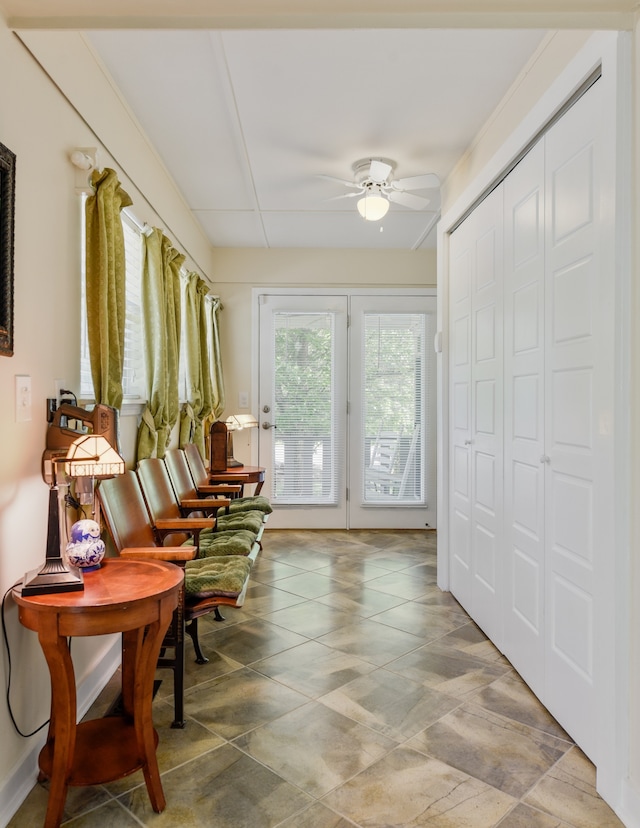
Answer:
185 442 249 492
167 447 272 522
183 443 272 517
164 448 240 512
97 471 252 728
137 456 265 552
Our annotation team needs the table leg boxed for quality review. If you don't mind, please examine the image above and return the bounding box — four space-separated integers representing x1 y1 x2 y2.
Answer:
37 626 76 828
123 596 175 813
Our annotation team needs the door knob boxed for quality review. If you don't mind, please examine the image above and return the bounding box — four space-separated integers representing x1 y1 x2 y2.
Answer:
262 422 277 430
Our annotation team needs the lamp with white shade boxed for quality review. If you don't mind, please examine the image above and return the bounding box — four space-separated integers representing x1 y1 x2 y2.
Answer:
224 414 258 467
21 434 125 595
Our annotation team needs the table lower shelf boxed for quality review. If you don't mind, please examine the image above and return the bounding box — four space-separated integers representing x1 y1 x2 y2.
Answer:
39 717 159 787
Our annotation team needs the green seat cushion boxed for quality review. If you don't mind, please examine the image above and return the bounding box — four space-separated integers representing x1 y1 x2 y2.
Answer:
214 510 265 534
218 496 272 516
196 529 256 559
184 555 251 600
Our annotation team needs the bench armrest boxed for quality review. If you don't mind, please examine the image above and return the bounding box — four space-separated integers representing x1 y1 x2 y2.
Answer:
155 517 216 531
180 497 230 511
120 546 197 562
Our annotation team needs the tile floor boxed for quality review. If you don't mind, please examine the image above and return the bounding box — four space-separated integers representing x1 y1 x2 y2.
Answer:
9 529 625 827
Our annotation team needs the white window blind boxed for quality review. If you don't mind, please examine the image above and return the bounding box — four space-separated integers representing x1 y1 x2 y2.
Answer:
80 207 146 401
271 311 341 505
120 215 146 399
361 312 429 504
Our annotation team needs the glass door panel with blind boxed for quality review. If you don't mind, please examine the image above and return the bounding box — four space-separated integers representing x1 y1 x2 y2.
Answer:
348 294 437 529
258 294 348 528
257 290 436 530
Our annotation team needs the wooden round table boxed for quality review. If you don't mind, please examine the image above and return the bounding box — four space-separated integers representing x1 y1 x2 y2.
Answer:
13 558 183 828
208 464 266 495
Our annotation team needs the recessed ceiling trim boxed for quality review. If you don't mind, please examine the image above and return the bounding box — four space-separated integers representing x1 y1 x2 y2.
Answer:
448 64 602 235
7 10 634 32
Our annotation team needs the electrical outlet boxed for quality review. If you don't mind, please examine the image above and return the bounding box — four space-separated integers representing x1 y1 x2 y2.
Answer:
54 379 66 404
15 375 31 422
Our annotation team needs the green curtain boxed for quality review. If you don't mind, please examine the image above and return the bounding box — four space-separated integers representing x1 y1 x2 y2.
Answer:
136 229 184 460
202 296 226 461
179 272 214 457
85 168 133 408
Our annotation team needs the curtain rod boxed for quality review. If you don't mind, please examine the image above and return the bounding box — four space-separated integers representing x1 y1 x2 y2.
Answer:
69 147 213 280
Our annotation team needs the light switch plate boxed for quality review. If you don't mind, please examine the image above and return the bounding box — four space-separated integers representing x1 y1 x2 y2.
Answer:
238 391 249 409
15 375 31 422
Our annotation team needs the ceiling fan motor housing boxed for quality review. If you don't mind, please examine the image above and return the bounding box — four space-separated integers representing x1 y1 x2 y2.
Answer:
352 158 395 185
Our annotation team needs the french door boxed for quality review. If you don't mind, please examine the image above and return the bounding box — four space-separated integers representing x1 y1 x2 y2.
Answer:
257 290 436 529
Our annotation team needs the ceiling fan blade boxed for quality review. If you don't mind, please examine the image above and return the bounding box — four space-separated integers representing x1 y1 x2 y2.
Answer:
325 191 362 202
392 173 440 191
368 160 393 183
317 174 361 189
388 190 431 210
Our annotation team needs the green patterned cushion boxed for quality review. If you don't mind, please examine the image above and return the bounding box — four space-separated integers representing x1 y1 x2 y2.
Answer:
218 496 272 515
214 510 265 534
197 529 256 559
184 555 251 600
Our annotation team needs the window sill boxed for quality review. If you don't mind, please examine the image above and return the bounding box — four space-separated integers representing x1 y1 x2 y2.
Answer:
78 399 146 418
121 400 146 418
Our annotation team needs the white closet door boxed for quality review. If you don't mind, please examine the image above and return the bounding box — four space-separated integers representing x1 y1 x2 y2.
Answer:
503 140 546 691
449 186 504 645
470 187 504 646
544 79 606 761
449 213 474 612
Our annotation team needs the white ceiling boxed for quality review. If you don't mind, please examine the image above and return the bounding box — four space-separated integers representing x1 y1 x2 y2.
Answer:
10 0 627 250
80 28 546 250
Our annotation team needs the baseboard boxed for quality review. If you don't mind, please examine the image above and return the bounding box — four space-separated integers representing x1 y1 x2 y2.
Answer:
0 637 121 828
617 778 640 828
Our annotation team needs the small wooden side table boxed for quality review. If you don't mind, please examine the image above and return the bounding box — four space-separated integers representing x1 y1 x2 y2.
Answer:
12 558 183 828
208 464 266 495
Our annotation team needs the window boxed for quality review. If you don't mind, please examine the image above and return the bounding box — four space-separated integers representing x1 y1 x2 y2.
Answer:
361 312 427 504
271 310 341 505
80 205 146 401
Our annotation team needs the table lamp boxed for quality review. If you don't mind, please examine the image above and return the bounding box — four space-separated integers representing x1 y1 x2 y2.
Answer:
224 414 258 467
21 434 125 596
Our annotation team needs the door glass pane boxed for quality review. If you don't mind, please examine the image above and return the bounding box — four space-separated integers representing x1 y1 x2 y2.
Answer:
272 311 341 504
362 312 428 504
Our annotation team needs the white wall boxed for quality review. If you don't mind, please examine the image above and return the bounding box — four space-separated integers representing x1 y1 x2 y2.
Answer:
442 30 594 209
211 247 436 460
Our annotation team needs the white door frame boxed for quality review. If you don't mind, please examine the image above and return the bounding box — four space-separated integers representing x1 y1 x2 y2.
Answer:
252 286 437 529
437 31 631 816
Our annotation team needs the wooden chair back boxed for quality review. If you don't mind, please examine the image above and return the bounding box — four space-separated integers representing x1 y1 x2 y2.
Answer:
97 470 157 550
137 458 183 522
165 448 198 501
184 443 209 488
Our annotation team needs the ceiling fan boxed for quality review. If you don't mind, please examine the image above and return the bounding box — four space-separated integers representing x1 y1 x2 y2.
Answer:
320 158 440 221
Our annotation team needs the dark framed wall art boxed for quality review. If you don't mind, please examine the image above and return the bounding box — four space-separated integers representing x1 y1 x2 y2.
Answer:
0 141 15 357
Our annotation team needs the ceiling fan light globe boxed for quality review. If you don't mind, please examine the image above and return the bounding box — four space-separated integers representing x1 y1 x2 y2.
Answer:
357 194 389 221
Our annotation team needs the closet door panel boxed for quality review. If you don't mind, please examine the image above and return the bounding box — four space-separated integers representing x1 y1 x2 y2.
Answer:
544 80 602 761
449 227 473 611
503 140 546 691
470 188 504 645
